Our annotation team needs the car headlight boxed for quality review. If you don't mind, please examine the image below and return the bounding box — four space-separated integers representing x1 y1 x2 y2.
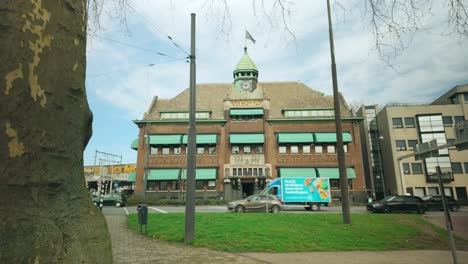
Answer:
373 203 382 208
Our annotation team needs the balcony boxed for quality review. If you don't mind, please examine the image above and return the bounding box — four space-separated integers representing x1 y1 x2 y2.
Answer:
425 172 454 183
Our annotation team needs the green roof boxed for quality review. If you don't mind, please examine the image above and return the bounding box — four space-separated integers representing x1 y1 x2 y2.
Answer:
131 138 138 150
234 49 258 73
127 172 136 182
279 168 316 177
181 168 217 180
230 108 264 116
182 134 217 145
277 133 314 144
148 169 180 180
230 134 264 144
314 132 352 143
149 135 182 145
316 168 356 179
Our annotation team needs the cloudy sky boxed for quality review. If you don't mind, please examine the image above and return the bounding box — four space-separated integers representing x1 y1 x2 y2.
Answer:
84 0 468 165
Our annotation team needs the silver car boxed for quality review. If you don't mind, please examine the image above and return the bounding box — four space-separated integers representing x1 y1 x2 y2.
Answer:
227 194 282 213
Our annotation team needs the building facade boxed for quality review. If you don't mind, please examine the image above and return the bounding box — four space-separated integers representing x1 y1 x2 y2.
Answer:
362 85 468 200
132 49 367 202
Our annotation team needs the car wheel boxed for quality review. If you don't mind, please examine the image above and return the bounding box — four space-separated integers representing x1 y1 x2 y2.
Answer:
115 202 121 207
271 205 280 213
310 203 320 211
235 205 245 213
304 207 312 211
417 206 425 214
383 206 391 213
450 205 459 212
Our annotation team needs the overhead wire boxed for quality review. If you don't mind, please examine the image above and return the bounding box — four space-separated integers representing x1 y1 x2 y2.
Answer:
125 0 190 56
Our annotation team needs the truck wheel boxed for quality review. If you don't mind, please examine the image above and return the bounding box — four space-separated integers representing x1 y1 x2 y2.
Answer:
310 203 320 211
115 202 121 207
271 205 280 213
235 205 245 213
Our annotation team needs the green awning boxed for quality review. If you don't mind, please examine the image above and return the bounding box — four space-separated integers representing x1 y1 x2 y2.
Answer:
314 132 352 143
279 168 316 177
277 133 314 144
182 134 217 145
230 134 264 144
148 169 180 180
316 168 356 179
181 168 217 180
127 172 136 182
149 135 182 145
230 108 264 116
131 138 138 150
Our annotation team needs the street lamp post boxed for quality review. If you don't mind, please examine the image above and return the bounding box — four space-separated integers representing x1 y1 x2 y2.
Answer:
143 128 150 202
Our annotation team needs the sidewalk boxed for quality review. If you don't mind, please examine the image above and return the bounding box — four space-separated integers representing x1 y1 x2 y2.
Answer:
106 215 468 264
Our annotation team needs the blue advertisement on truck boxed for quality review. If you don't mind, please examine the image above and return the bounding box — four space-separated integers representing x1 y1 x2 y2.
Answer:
262 177 331 211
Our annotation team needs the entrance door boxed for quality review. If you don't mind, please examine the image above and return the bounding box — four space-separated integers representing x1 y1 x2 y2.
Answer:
242 182 255 198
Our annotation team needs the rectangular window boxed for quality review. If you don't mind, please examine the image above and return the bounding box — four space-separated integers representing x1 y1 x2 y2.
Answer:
456 187 467 200
278 146 287 154
404 117 415 128
233 168 237 176
253 168 258 176
171 181 179 191
396 140 406 151
243 168 248 176
162 147 169 155
330 179 340 190
195 181 204 190
454 116 464 125
208 147 216 155
232 146 240 154
428 187 439 195
414 187 426 197
344 145 348 153
315 145 323 154
259 168 263 176
442 116 453 127
208 180 216 190
248 168 253 176
303 145 311 154
150 147 158 155
452 162 463 174
464 162 468 174
418 115 444 132
392 118 403 128
244 146 251 154
255 146 263 154
407 140 418 150
291 145 299 154
464 93 468 102
147 181 156 191
197 147 204 155
403 163 410 174
174 147 181 155
327 145 336 154
160 181 169 191
412 163 423 174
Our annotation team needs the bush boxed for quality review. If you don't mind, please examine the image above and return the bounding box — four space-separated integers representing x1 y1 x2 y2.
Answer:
125 196 226 206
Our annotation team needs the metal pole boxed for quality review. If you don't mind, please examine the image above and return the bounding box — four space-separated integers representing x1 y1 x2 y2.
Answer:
144 128 150 202
376 135 387 197
436 166 458 264
110 162 114 193
326 0 351 224
98 159 103 211
185 13 197 244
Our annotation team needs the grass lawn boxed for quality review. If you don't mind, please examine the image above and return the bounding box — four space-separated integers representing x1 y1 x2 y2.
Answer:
127 213 468 252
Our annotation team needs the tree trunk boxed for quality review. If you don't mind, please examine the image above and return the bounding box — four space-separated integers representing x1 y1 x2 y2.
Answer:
0 0 112 263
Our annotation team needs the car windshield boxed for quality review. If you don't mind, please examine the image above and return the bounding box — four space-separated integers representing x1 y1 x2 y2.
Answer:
380 196 397 202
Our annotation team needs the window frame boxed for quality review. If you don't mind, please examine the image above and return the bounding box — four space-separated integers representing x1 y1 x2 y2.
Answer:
404 117 415 128
411 163 423 174
403 163 410 174
278 146 287 154
451 162 463 174
396 140 407 151
315 145 323 154
392 118 403 128
290 145 299 154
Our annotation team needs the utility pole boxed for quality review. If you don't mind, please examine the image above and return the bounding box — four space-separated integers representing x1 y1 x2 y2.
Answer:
326 0 351 224
185 13 197 244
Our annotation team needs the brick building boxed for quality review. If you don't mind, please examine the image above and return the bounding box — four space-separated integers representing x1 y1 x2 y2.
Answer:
132 48 367 202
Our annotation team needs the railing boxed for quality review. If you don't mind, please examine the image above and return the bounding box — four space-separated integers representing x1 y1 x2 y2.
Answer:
425 172 454 183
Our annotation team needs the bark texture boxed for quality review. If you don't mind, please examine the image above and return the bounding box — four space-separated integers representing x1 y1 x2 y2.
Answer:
0 0 112 263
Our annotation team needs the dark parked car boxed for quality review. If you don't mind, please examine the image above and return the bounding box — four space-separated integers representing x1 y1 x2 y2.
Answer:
422 195 460 212
92 193 126 207
367 195 426 214
228 194 282 213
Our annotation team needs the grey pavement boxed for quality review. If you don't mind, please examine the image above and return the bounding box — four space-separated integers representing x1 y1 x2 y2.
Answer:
105 209 468 264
